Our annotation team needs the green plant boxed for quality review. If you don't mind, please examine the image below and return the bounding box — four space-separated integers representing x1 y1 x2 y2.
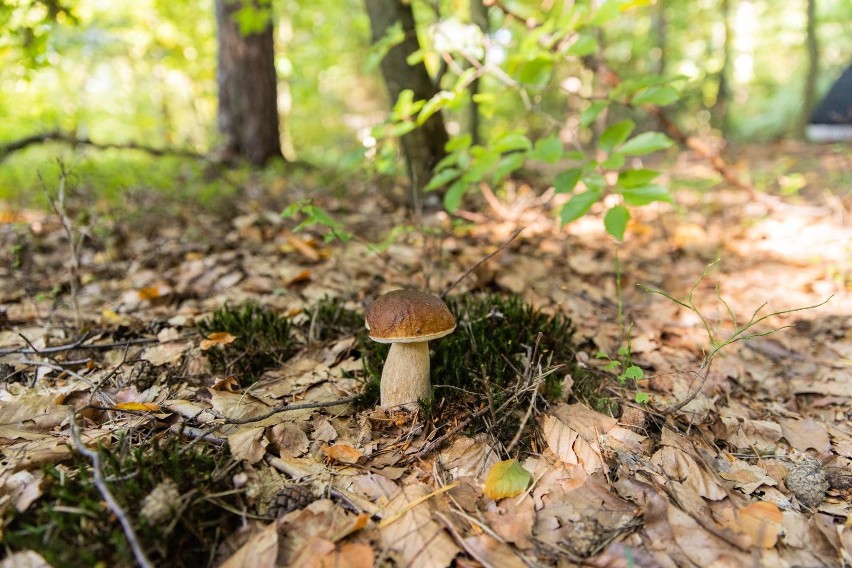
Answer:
281 199 353 244
639 260 831 412
197 302 294 384
3 435 239 568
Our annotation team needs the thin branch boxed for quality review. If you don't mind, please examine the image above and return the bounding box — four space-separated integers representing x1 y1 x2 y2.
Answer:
68 411 154 568
220 394 364 425
0 130 204 164
441 227 524 299
0 334 176 357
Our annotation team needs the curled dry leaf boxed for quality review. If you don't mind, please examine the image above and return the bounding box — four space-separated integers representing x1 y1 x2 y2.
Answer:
322 444 363 464
200 331 237 351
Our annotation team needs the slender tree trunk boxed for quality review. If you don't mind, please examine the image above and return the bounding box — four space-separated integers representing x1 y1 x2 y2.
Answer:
365 0 449 192
711 0 732 134
469 0 488 145
215 0 282 165
651 0 666 75
796 0 819 138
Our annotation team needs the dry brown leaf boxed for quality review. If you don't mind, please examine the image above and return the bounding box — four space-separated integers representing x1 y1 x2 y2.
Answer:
483 495 536 550
219 522 279 568
141 341 190 366
312 419 338 443
667 501 752 565
138 285 162 301
461 535 527 568
717 500 783 549
1 470 44 513
541 412 606 474
779 417 832 453
0 550 52 568
200 331 237 350
227 426 268 464
439 435 499 479
717 459 777 495
114 401 160 412
269 423 310 457
319 542 374 568
379 483 460 568
651 445 727 501
322 444 363 464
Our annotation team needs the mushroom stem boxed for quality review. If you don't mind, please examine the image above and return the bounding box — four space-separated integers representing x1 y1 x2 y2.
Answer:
380 341 431 409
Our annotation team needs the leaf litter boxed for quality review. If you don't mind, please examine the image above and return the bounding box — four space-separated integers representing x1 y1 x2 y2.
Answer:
0 146 851 566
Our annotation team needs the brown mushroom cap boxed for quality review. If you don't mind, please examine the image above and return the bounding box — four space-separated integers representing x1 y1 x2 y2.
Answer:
365 290 456 343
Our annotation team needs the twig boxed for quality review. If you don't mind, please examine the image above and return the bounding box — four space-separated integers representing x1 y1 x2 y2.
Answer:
68 411 154 568
0 335 178 357
220 394 363 425
441 227 524 299
47 164 83 327
0 130 204 164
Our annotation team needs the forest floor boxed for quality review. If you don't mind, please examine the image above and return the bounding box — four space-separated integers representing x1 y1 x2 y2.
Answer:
0 141 850 567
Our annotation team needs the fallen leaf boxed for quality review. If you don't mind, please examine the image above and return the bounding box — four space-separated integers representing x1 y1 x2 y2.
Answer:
138 286 162 301
483 459 531 500
462 535 526 568
319 542 374 568
141 341 190 366
200 332 237 350
718 500 783 549
228 426 269 464
779 418 831 453
0 550 52 568
219 522 279 568
718 459 777 495
114 401 160 412
322 444 363 464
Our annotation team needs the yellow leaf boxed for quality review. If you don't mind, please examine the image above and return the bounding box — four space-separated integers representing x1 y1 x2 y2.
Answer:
138 286 161 301
200 332 238 350
115 402 160 412
322 444 363 464
483 459 531 500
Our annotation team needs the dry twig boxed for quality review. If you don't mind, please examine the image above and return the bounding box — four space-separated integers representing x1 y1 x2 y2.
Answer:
68 411 155 568
441 226 524 299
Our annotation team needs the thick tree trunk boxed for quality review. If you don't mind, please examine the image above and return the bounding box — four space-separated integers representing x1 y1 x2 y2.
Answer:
215 0 282 165
796 0 819 139
365 0 449 192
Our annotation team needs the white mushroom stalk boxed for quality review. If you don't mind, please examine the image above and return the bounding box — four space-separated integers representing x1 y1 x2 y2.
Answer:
364 290 456 410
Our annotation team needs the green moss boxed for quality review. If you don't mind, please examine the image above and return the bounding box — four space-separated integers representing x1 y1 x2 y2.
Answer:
3 436 239 568
197 302 294 384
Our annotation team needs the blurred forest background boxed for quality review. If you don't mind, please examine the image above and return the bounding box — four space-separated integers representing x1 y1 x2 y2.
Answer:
0 0 850 210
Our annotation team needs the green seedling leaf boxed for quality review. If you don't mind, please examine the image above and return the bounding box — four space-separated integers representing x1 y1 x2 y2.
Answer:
560 189 601 225
602 152 625 169
595 351 610 359
635 392 650 404
623 365 644 380
632 85 679 106
483 459 531 500
617 169 660 187
492 133 532 153
493 152 527 183
518 55 554 88
564 33 598 56
582 172 607 192
554 168 582 193
621 184 673 206
425 168 461 191
580 100 607 127
604 205 630 240
418 91 454 125
587 0 623 26
443 179 468 212
618 132 674 155
600 120 635 153
446 133 473 152
529 135 563 163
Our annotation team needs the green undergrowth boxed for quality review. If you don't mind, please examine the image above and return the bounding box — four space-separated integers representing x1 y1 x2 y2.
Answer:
3 435 239 568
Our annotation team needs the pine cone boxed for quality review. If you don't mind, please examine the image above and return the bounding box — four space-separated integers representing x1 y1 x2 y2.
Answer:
267 484 314 518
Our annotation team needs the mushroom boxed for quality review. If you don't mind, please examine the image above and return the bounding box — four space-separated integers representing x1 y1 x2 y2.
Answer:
365 290 456 409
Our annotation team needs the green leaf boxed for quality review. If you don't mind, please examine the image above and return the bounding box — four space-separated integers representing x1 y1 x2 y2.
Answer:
483 459 532 500
424 168 461 192
417 91 453 125
621 184 673 206
491 133 532 153
618 132 674 155
580 101 607 127
632 85 679 106
600 120 635 153
604 205 630 240
443 179 468 213
623 365 645 380
564 33 598 56
517 55 553 88
617 169 660 188
602 152 625 169
560 190 601 225
446 133 472 153
635 392 650 404
493 153 527 183
588 0 623 26
582 172 607 192
554 168 582 193
529 135 563 163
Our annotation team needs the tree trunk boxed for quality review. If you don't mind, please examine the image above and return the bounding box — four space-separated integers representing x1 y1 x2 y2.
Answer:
469 0 489 145
364 0 449 192
215 0 282 165
796 0 819 139
711 0 732 134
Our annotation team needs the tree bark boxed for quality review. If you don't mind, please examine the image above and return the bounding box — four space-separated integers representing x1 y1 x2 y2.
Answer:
215 0 282 165
711 0 732 134
796 0 819 138
469 0 489 145
365 0 449 192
